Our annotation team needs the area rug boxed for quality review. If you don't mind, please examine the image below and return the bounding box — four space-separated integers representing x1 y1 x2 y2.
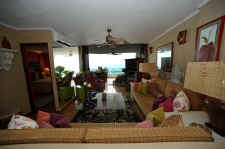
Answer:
72 97 143 123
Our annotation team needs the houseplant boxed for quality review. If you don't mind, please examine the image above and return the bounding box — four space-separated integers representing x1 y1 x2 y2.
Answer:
55 66 75 101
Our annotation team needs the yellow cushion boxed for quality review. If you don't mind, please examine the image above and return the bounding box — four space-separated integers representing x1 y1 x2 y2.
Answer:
146 107 165 126
137 82 148 95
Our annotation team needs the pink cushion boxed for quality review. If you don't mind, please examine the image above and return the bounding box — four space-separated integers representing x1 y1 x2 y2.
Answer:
136 120 154 128
159 97 174 112
36 110 50 124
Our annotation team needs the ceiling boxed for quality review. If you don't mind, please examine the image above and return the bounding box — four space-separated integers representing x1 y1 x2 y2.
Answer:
0 0 208 46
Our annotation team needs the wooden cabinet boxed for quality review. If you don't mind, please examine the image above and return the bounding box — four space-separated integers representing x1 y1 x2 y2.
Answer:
124 58 144 81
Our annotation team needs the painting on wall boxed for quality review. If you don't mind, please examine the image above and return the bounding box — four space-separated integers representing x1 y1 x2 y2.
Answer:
195 15 225 62
177 30 187 45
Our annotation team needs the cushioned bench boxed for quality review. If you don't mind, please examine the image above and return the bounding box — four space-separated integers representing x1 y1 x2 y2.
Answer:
0 127 213 145
0 128 86 145
85 127 213 143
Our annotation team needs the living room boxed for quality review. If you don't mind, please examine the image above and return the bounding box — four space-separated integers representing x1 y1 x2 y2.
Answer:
0 0 225 148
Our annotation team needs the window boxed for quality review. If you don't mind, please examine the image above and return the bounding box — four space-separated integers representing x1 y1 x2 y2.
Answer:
89 53 136 75
53 47 80 75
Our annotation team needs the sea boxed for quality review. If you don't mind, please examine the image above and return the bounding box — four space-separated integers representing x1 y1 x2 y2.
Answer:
90 64 124 75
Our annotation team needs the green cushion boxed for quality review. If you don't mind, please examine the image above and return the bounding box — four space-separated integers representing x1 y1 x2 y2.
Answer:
146 107 165 126
137 83 143 94
137 82 148 95
142 83 148 95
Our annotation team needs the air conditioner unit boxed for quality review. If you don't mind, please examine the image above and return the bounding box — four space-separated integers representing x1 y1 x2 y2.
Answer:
52 30 75 48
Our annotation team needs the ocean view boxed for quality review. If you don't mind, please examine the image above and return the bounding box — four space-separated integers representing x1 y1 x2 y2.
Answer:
90 64 125 75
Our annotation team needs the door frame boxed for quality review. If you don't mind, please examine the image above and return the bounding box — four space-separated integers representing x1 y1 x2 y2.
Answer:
20 43 55 112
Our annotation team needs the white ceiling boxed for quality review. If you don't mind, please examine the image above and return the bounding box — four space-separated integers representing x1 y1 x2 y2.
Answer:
0 0 208 45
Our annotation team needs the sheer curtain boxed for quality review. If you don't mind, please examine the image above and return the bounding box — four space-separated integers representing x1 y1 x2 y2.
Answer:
53 47 80 75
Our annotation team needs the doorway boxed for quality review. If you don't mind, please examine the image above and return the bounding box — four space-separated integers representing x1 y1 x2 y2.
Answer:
21 43 55 112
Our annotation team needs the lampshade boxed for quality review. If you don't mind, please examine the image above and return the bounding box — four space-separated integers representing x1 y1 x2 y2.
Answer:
184 62 225 102
139 63 157 73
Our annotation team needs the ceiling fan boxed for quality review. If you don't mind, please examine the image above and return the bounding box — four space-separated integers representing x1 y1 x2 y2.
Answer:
95 28 128 55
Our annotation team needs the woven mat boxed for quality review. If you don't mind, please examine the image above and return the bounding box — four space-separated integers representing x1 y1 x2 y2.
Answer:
85 127 213 143
71 123 137 128
0 128 85 145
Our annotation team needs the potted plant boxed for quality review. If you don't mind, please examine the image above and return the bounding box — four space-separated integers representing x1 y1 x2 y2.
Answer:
55 66 75 101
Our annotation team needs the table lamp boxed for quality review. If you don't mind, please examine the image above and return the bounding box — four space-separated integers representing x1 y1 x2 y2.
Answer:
139 63 157 73
139 63 158 79
184 62 225 136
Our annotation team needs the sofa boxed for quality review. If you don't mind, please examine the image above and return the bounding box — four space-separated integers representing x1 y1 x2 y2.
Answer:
0 79 215 145
130 78 204 116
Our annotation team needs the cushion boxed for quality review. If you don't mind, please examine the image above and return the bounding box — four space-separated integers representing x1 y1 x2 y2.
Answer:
137 82 148 95
173 90 190 112
39 121 54 128
152 95 167 110
136 120 154 128
36 110 50 124
133 82 139 91
147 81 162 97
159 97 174 112
137 82 143 93
55 118 72 128
50 113 71 128
8 114 39 129
146 107 165 126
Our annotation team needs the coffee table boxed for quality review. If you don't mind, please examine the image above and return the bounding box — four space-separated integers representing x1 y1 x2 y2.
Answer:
95 93 126 110
72 92 142 123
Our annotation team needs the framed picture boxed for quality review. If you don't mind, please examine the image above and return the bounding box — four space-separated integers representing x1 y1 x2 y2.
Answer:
195 15 225 61
177 30 187 45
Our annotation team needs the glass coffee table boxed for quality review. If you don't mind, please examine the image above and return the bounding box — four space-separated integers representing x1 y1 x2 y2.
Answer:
72 92 143 123
95 93 126 110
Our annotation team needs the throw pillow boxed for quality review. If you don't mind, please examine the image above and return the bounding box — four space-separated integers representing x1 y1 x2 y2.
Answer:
50 113 71 128
173 90 190 112
133 82 139 91
137 82 143 94
152 95 167 110
159 97 174 112
8 114 39 129
136 120 154 128
137 82 148 95
147 81 162 98
146 107 165 126
36 110 50 124
142 83 148 95
55 119 72 128
39 121 54 128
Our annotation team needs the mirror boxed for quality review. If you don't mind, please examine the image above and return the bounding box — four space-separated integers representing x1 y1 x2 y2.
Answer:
156 42 173 72
53 47 80 111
